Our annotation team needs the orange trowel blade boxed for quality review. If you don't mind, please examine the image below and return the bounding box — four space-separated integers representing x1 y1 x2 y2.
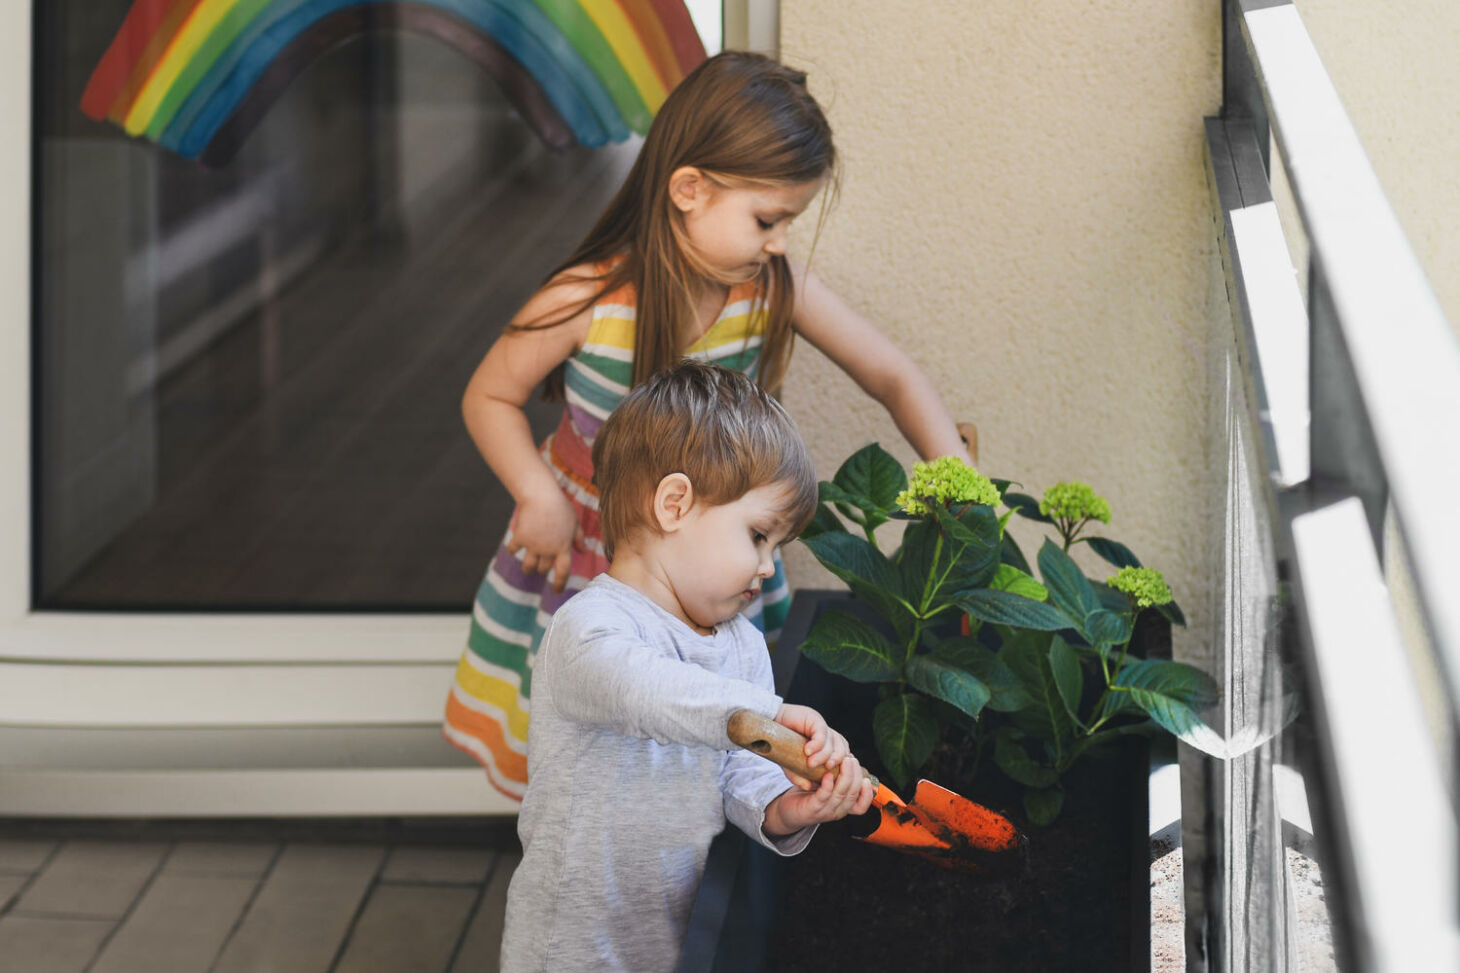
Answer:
906 779 1024 855
858 780 1025 871
861 783 956 855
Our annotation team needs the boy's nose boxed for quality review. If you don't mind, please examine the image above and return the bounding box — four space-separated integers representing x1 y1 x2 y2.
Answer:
756 553 775 578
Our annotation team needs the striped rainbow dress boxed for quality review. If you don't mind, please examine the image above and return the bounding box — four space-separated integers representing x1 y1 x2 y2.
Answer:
442 268 793 800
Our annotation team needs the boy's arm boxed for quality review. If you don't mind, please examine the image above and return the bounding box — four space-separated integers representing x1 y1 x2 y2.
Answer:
716 634 867 854
720 749 817 856
544 611 781 750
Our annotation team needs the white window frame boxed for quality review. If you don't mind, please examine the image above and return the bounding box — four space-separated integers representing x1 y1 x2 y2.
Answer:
0 1 781 816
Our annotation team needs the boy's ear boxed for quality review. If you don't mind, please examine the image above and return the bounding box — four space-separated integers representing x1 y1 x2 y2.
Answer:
652 473 695 531
668 166 708 214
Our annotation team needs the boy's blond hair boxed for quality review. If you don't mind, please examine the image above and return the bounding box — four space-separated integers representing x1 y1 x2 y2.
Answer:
591 360 818 560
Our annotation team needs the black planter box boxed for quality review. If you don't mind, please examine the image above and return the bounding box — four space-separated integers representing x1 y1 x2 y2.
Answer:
678 589 1165 973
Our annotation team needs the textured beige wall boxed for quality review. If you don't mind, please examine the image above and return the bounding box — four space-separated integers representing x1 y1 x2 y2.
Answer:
777 1 1222 659
1296 0 1460 336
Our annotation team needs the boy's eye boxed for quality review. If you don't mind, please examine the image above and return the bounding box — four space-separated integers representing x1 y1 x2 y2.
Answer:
752 531 768 545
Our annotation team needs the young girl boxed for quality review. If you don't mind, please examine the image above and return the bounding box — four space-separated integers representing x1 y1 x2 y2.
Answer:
443 50 971 800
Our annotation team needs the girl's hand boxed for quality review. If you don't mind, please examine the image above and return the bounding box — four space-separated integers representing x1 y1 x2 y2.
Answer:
763 754 875 835
507 491 585 593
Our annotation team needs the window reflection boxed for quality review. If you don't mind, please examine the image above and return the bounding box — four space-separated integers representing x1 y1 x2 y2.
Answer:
35 4 668 608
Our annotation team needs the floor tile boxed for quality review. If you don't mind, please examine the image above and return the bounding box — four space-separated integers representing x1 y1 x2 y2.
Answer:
90 873 258 973
164 841 278 877
212 843 382 973
333 884 477 973
0 915 113 973
449 850 519 973
381 846 496 885
13 842 166 918
0 839 57 873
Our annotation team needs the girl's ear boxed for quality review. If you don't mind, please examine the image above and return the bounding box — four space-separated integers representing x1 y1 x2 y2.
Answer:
652 472 696 532
668 166 708 214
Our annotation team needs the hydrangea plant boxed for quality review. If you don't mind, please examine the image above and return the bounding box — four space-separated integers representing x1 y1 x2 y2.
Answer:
1108 566 1174 609
799 444 1218 825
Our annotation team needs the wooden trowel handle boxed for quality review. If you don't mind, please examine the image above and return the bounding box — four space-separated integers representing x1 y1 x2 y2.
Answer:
727 709 880 789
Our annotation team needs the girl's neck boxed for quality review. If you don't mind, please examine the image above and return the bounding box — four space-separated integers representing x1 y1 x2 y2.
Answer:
687 279 730 345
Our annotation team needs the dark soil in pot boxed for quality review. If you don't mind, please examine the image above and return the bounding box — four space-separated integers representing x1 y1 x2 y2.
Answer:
756 596 1148 973
761 744 1142 972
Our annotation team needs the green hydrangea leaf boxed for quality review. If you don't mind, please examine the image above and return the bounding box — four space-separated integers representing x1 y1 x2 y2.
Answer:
873 693 939 788
899 504 1000 608
1023 785 1065 826
818 481 877 531
1037 539 1102 624
801 532 914 637
1087 537 1141 569
906 654 991 721
1116 659 1218 706
991 564 1048 601
799 610 902 684
1001 629 1076 746
798 502 848 541
1158 600 1188 627
1114 659 1220 748
898 517 997 613
1085 610 1134 654
832 443 908 513
959 589 1071 631
929 499 1002 552
1047 636 1084 724
925 634 1032 712
1003 492 1054 524
994 727 1058 788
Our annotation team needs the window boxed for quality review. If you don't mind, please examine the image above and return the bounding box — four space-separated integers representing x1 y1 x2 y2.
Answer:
35 1 722 610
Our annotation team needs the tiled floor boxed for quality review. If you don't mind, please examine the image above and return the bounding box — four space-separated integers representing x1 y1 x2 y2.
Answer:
0 827 520 973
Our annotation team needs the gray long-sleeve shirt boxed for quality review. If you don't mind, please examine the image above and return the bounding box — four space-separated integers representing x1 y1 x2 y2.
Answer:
499 574 815 973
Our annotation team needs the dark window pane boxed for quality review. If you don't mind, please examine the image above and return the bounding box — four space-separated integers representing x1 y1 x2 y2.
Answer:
33 3 692 609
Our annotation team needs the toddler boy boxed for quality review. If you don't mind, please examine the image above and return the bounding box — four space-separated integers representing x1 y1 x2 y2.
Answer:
499 360 873 972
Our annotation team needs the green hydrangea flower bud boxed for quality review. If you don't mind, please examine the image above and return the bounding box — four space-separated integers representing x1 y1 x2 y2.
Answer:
1108 566 1173 609
895 456 1002 516
1039 481 1112 524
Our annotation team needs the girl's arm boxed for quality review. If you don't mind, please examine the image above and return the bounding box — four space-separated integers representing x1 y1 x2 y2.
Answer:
462 271 599 590
789 264 972 463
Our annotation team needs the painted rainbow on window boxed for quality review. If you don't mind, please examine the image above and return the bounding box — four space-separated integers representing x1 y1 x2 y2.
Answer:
80 0 707 166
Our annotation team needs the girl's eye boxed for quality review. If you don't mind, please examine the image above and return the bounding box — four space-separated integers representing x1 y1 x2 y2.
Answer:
755 217 775 231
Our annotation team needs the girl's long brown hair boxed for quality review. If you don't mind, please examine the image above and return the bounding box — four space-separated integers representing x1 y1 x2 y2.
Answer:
520 50 838 399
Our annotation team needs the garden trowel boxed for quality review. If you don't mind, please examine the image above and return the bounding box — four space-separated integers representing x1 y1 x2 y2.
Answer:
727 710 1026 872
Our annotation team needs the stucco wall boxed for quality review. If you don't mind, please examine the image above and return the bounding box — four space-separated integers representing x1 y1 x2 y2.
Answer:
1296 0 1460 336
777 1 1223 663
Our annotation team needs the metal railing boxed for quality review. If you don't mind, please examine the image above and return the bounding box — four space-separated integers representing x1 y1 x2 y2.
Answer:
1205 1 1460 970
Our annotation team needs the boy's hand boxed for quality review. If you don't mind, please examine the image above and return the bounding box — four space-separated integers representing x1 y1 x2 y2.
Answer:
508 492 585 593
763 754 875 835
774 704 846 789
761 704 875 836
